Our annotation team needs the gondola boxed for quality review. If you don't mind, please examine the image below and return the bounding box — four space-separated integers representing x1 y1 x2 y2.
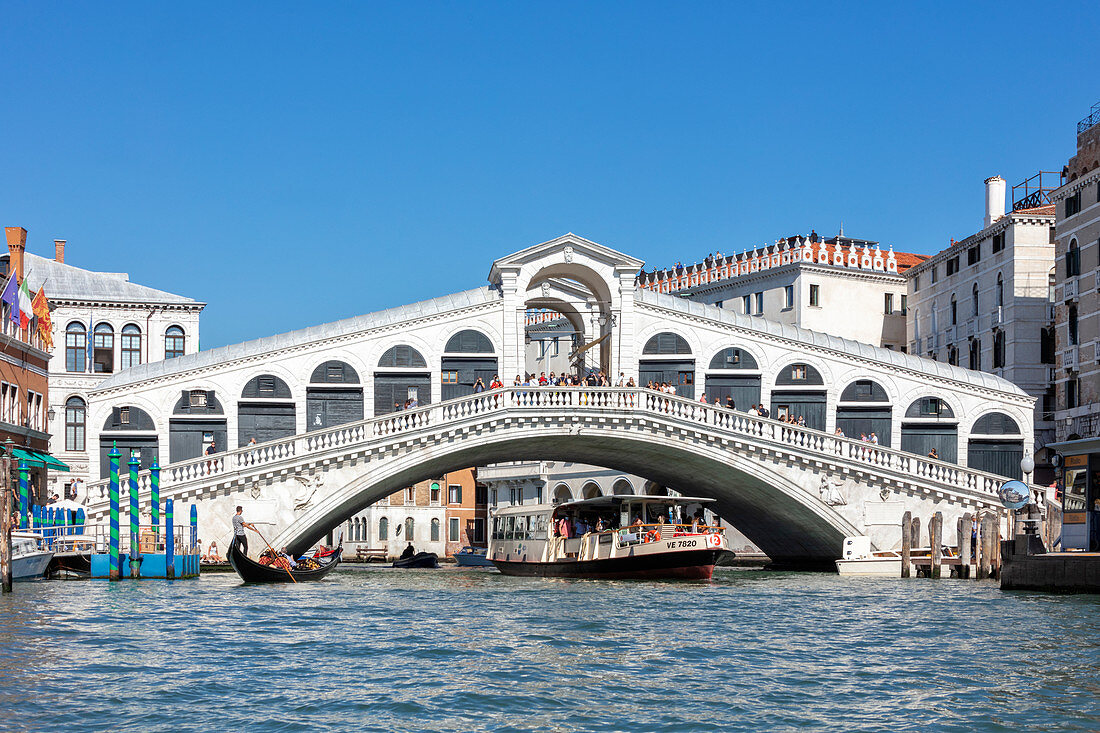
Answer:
392 551 439 569
228 538 343 583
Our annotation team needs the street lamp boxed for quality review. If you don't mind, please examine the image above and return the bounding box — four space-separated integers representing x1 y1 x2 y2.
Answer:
47 406 55 423
1021 449 1035 485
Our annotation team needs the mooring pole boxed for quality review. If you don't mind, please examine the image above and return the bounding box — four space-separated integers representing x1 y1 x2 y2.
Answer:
129 454 141 579
190 504 198 556
900 510 912 578
109 442 121 581
165 499 175 580
1 438 13 593
910 516 921 576
959 513 972 579
18 461 28 530
930 512 943 579
150 458 160 544
978 514 992 579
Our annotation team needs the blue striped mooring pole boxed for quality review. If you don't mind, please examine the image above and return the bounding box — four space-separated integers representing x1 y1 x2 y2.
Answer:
150 458 160 542
108 442 121 581
17 461 27 530
165 498 175 579
190 504 198 555
129 454 140 578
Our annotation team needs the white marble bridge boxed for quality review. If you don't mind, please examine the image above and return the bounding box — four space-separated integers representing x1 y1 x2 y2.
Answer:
85 386 1037 565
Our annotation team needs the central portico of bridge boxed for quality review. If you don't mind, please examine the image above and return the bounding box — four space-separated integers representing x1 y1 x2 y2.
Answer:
82 234 1038 564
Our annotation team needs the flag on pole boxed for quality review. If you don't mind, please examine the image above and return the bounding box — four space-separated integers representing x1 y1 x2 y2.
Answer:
0 272 18 326
18 275 33 330
32 286 52 350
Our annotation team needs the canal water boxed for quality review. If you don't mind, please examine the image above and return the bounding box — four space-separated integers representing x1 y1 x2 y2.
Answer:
2 568 1099 732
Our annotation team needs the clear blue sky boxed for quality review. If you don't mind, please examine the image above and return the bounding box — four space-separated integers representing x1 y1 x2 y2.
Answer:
3 2 1097 348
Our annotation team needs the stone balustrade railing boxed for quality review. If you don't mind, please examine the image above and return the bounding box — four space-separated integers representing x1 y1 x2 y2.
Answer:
86 387 1038 515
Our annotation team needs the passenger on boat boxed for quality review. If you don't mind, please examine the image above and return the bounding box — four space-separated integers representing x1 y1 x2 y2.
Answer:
632 516 643 527
279 548 299 569
595 518 606 532
400 543 416 560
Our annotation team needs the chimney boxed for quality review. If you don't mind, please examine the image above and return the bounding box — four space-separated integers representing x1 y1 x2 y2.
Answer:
54 239 66 264
5 227 27 283
984 175 1006 229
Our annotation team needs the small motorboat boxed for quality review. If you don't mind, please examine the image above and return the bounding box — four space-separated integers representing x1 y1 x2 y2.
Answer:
11 532 54 581
228 538 342 583
453 546 494 567
392 551 439 569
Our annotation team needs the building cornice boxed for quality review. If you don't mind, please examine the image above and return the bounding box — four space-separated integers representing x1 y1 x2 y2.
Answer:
679 262 907 298
1051 166 1100 201
905 211 1055 278
50 299 205 312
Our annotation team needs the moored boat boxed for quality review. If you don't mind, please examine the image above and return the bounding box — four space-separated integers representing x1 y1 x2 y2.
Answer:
10 532 54 581
392 551 439 569
489 495 733 580
227 538 342 583
453 546 493 567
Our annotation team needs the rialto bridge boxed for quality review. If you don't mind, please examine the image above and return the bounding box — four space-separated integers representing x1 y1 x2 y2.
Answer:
81 234 1038 565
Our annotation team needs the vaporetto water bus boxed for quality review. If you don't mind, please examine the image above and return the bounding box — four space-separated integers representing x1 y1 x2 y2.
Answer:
489 495 734 579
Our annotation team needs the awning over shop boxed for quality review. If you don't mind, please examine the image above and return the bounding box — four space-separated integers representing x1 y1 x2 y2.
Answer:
11 448 71 472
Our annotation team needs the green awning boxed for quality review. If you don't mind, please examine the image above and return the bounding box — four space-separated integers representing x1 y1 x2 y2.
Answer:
11 448 70 472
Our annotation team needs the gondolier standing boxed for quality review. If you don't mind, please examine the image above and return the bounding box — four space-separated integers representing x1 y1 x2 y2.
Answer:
232 506 255 554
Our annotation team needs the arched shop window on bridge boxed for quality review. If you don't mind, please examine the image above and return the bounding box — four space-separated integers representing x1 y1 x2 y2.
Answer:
552 484 573 505
582 482 602 499
307 360 363 431
770 363 827 431
169 389 227 463
640 332 694 398
968 412 1023 479
375 345 430 416
901 397 958 463
238 375 295 447
836 379 892 446
611 478 634 495
441 329 497 401
99 406 157 478
705 347 761 409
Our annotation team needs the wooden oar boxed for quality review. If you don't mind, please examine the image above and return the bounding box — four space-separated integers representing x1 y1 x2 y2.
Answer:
249 526 297 583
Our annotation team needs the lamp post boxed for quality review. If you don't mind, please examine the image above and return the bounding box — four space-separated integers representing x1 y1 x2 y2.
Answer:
1021 449 1035 485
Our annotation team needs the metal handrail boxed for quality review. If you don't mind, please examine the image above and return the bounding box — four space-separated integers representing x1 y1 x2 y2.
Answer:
85 387 1041 515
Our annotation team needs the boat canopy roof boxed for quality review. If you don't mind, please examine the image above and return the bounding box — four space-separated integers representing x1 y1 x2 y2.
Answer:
557 495 716 511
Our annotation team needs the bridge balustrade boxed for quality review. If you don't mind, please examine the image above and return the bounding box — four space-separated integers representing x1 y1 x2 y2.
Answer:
84 387 1041 513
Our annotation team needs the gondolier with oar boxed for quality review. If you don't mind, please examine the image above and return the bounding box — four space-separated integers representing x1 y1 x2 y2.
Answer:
232 506 255 554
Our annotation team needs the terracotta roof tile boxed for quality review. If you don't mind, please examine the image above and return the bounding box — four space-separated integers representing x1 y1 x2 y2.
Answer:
893 252 929 272
1012 203 1055 217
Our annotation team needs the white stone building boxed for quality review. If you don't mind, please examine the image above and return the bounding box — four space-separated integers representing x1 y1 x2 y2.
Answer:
15 241 204 498
904 175 1056 479
638 232 926 351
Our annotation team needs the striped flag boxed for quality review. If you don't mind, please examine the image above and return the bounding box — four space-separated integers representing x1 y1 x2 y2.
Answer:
18 275 33 329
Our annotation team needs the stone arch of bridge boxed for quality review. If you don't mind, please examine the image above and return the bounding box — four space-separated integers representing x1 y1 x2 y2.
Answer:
274 427 862 567
521 262 615 374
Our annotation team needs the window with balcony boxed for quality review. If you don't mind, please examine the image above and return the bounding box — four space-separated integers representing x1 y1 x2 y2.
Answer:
1066 239 1080 277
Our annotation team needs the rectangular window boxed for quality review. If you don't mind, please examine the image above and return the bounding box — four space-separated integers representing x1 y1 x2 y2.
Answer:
449 517 460 542
900 294 908 315
946 256 959 276
931 265 938 284
783 285 793 309
809 284 820 307
535 485 543 504
475 486 487 505
678 371 693 386
754 292 763 315
1066 191 1081 217
884 293 893 315
189 390 207 407
405 486 415 505
792 365 807 381
741 295 751 314
473 518 486 544
430 486 440 505
1067 378 1080 409
967 246 980 266
120 406 130 425
441 371 458 385
992 232 1005 253
913 274 921 292
714 300 723 309
448 485 462 504
920 398 943 416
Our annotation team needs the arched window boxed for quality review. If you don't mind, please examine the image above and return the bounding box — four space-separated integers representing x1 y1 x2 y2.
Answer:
1067 238 1080 277
995 274 1004 308
642 332 692 355
444 330 494 353
993 330 1005 368
378 517 388 541
931 300 938 333
120 324 142 370
552 484 572 505
1069 304 1079 345
65 396 86 452
611 479 634 495
65 322 86 373
431 518 440 542
708 348 759 370
950 293 957 326
377 345 427 368
971 283 979 317
969 338 981 371
92 323 114 373
165 326 185 359
582 482 602 499
405 517 415 541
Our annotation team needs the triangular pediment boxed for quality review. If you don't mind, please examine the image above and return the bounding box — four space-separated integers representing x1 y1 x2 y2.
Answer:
488 233 645 285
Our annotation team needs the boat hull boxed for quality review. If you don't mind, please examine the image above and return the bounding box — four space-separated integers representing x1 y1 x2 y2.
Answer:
493 548 732 580
228 539 342 583
13 551 53 581
835 558 901 577
454 552 494 567
392 552 439 569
